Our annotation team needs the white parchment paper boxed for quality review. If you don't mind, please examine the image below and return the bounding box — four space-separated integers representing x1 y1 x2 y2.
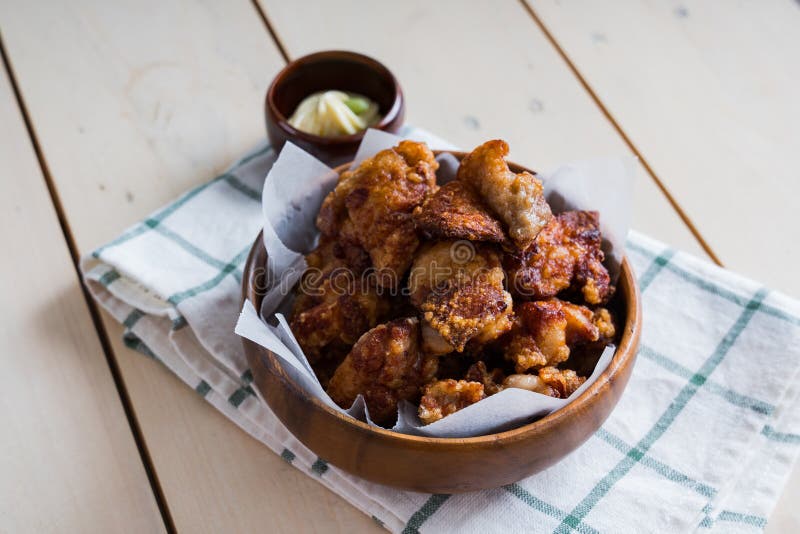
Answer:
235 129 634 438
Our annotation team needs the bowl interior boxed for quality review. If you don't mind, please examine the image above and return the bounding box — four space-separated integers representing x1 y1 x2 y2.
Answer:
244 151 641 445
242 150 640 490
270 51 399 124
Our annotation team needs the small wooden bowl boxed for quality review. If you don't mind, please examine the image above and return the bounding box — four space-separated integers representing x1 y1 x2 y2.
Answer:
241 155 641 493
265 50 405 167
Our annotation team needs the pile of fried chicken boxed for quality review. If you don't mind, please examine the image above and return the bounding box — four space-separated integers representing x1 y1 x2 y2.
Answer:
288 139 617 427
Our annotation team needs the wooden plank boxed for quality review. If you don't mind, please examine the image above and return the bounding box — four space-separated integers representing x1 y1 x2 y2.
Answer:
0 65 164 532
257 0 709 260
527 0 800 297
766 460 800 533
520 2 800 523
0 0 373 531
0 0 713 531
101 318 377 532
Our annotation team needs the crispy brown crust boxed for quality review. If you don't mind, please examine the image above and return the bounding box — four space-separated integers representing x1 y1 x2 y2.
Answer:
504 319 548 373
408 241 513 353
456 140 552 249
289 284 390 364
327 318 438 426
418 379 486 424
502 367 585 398
289 238 390 364
464 361 505 396
420 272 513 352
316 141 438 288
407 241 503 307
503 299 602 373
412 181 507 243
537 367 586 398
505 210 613 304
290 140 620 427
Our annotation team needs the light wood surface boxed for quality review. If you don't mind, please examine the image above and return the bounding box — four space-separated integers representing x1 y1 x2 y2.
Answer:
0 0 797 530
527 0 800 297
0 0 372 531
259 0 708 261
101 316 376 533
0 65 164 532
766 459 800 533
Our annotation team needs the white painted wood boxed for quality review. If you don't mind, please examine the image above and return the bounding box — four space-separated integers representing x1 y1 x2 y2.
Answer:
0 0 374 531
766 458 800 533
522 0 800 527
0 0 742 529
528 0 800 297
258 0 709 260
101 317 378 533
0 67 165 533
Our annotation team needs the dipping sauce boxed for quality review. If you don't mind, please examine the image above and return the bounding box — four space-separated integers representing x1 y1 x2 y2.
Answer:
287 90 381 137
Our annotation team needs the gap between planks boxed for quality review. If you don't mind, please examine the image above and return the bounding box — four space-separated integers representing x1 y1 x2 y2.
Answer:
516 0 722 266
251 0 292 62
0 1 721 529
253 0 720 266
0 34 177 534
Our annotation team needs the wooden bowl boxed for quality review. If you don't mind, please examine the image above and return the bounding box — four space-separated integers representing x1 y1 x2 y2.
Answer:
265 50 405 167
241 154 641 493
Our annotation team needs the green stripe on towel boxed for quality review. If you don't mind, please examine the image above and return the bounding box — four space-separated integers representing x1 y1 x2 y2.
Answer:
554 289 767 533
401 494 451 534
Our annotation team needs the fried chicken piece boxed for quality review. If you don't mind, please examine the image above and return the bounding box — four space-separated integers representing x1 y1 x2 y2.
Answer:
592 308 616 342
563 307 617 377
504 318 548 372
290 282 390 364
420 323 459 356
327 318 438 426
316 141 438 287
504 299 600 373
412 181 506 243
505 210 613 304
407 241 502 306
407 241 513 354
291 238 371 312
316 141 438 235
539 367 586 398
289 238 389 364
418 379 486 424
503 367 586 399
456 140 552 249
407 242 512 354
420 271 513 353
464 361 505 396
503 373 554 396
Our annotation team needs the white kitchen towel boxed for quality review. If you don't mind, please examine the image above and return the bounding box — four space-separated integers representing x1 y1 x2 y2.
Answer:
81 126 800 533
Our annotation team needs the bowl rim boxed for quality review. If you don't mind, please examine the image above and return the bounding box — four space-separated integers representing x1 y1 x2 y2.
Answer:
243 150 641 445
266 50 404 146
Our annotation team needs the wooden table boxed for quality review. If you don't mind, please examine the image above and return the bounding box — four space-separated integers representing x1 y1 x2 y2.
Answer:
1 0 798 531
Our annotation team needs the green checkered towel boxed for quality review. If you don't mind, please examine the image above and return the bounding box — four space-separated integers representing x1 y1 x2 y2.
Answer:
81 126 800 533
